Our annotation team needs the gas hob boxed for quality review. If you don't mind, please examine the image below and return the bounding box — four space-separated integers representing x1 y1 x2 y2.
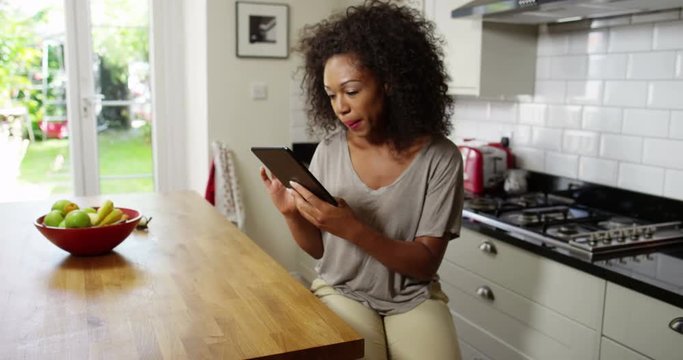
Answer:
463 192 683 259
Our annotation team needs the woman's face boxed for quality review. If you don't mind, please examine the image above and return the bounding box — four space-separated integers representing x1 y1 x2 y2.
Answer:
323 53 385 140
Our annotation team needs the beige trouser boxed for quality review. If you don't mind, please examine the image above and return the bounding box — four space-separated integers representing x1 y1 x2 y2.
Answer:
311 279 462 360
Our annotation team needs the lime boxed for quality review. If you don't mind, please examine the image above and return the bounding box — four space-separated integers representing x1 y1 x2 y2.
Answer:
43 210 64 227
64 210 92 228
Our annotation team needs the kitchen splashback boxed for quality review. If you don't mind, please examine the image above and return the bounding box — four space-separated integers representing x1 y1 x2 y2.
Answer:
450 15 683 201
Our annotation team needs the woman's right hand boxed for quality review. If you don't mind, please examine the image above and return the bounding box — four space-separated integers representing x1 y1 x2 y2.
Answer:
260 166 298 216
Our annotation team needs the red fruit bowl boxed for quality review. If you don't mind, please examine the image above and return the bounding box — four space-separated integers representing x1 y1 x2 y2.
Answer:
34 208 142 256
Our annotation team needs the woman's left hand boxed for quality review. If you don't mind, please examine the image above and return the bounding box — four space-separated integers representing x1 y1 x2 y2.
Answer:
289 182 363 240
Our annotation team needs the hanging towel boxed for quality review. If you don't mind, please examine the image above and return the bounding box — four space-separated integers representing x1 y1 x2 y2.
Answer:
205 161 216 205
210 141 245 230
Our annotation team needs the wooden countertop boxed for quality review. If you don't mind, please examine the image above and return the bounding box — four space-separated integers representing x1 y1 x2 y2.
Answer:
0 191 363 359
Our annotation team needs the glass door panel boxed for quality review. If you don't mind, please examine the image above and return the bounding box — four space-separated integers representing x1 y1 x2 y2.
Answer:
0 0 73 202
89 0 154 194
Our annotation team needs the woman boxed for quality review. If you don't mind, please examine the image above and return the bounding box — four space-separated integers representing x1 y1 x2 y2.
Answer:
260 1 463 359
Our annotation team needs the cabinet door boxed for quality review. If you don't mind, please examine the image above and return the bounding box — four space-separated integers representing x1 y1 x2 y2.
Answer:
425 0 482 95
603 282 683 360
600 337 651 360
444 227 606 330
440 261 598 360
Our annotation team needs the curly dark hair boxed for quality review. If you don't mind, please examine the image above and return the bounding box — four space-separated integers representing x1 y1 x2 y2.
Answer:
296 0 453 152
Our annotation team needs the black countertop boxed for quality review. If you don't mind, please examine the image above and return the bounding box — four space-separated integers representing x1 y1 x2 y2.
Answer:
463 171 683 309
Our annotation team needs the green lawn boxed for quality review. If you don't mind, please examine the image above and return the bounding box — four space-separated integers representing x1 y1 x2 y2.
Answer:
18 128 154 195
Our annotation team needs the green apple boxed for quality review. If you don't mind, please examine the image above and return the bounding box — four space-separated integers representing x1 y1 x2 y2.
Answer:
51 199 71 214
82 207 96 214
64 210 92 228
43 210 64 227
58 220 66 228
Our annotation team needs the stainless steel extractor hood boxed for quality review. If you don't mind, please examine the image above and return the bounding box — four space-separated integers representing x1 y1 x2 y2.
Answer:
452 0 683 24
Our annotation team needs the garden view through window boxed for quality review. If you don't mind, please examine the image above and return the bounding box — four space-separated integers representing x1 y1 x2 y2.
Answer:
0 0 153 202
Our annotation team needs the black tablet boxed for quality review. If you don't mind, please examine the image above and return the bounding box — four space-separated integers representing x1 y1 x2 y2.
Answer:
251 147 338 206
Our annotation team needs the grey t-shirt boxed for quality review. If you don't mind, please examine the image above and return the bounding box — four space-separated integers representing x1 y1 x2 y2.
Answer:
308 130 464 315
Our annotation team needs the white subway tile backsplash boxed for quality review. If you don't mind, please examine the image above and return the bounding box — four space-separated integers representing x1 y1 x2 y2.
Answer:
608 24 654 53
569 29 608 54
648 81 683 109
536 57 551 79
588 54 627 79
582 106 622 132
600 134 643 161
622 109 670 137
537 32 569 56
476 122 515 142
531 127 563 150
618 163 664 195
643 138 683 170
664 169 683 200
563 130 599 156
653 21 683 50
513 147 545 172
545 152 579 178
447 19 683 200
579 157 618 186
452 120 479 141
489 102 518 123
627 52 677 79
519 103 547 125
534 81 566 103
566 81 603 105
671 111 683 139
548 105 582 128
604 81 648 107
453 100 490 120
550 56 588 79
512 125 532 146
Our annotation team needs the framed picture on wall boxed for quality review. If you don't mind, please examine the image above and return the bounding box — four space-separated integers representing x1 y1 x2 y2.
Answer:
236 2 289 59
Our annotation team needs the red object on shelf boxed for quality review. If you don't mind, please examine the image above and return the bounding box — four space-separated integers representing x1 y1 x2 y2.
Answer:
34 207 141 256
39 120 68 139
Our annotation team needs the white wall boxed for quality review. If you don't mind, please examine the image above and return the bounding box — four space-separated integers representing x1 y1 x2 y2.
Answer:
202 0 342 271
183 0 209 195
450 16 683 200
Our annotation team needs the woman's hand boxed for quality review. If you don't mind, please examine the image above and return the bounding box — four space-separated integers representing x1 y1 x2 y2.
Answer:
260 167 297 216
289 181 364 240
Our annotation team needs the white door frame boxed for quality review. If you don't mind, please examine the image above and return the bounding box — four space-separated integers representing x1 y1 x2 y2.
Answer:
63 0 100 196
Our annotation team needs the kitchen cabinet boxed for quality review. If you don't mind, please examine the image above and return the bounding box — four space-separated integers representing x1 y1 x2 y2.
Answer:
600 337 651 360
440 227 604 359
424 0 537 98
603 282 683 360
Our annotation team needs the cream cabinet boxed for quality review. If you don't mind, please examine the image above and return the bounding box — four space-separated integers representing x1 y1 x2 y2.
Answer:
424 0 537 98
603 282 683 360
440 227 605 360
600 337 651 360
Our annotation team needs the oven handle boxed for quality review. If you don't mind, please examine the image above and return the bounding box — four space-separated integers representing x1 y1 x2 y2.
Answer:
479 241 497 255
670 317 683 334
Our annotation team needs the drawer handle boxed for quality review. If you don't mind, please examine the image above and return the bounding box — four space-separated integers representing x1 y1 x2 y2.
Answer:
670 317 683 334
476 285 495 301
479 241 497 255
